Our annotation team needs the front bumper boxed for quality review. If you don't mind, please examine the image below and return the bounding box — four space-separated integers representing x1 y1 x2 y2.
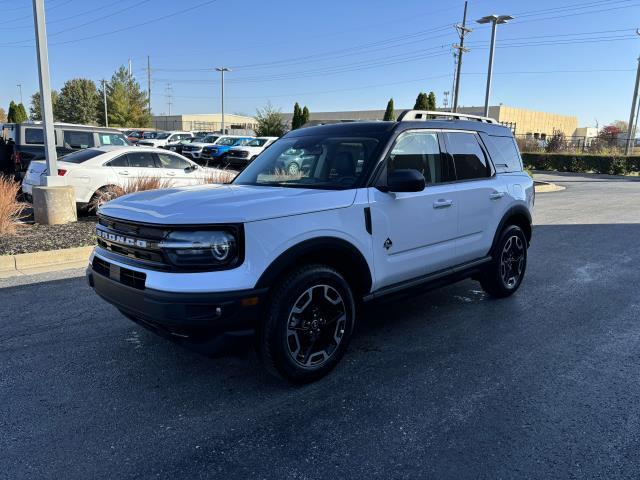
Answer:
87 255 267 348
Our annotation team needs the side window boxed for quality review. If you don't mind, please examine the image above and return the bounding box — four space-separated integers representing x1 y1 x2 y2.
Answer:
443 132 490 181
126 152 157 168
107 155 129 167
99 133 128 146
63 130 94 149
479 133 522 173
388 131 454 184
156 152 190 169
25 128 45 144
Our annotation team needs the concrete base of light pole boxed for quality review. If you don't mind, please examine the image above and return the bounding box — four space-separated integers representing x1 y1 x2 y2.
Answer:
32 185 77 225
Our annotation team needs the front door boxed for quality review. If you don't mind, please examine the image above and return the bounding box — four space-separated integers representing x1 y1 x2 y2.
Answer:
368 130 459 289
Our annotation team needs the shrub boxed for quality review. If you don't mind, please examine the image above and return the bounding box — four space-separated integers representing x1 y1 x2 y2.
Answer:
0 176 26 235
522 153 640 175
201 169 237 184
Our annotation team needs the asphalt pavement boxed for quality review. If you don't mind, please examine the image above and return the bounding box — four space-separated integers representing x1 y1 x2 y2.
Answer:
2 172 640 479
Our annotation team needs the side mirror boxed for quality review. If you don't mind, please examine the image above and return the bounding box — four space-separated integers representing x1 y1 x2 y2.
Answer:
379 169 425 193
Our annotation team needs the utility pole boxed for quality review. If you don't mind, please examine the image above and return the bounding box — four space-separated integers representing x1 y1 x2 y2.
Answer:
102 79 108 127
452 1 471 112
128 58 132 77
443 91 449 110
216 67 230 134
32 0 59 186
477 14 513 117
147 55 152 115
625 30 640 155
17 84 23 105
165 83 173 116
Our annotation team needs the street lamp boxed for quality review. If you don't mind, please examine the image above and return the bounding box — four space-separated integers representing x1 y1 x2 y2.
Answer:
215 67 230 134
476 14 513 117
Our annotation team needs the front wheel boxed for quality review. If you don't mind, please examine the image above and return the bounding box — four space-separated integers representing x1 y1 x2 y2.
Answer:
479 225 528 298
259 265 356 383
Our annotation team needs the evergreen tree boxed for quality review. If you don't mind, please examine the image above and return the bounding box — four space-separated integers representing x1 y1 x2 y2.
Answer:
57 78 99 124
291 102 302 130
7 101 28 123
427 91 436 110
254 102 286 137
0 107 6 123
100 66 151 127
301 106 310 126
30 90 60 121
383 98 395 121
413 92 429 110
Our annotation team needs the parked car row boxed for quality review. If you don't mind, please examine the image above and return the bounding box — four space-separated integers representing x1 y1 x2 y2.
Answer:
21 146 216 210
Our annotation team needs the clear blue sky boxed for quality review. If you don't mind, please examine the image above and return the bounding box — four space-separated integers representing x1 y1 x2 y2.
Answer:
1 0 639 127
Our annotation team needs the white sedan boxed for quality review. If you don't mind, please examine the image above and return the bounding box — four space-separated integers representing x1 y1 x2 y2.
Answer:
22 146 218 208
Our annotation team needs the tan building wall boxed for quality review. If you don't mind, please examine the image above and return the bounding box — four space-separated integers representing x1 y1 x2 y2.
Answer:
152 114 258 133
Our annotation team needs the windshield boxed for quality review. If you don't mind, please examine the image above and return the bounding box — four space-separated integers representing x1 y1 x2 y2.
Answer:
247 138 269 147
59 149 104 164
142 132 157 139
234 135 380 190
156 132 171 139
217 137 240 146
202 135 220 143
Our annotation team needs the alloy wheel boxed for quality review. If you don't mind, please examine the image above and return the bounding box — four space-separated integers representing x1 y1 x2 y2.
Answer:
500 235 525 289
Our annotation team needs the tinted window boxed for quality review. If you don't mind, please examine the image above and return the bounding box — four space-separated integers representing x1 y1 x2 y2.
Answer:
63 130 94 149
25 128 44 144
107 155 129 167
389 131 454 184
480 134 522 173
99 133 129 146
127 152 157 168
444 132 490 180
59 149 104 164
156 153 190 169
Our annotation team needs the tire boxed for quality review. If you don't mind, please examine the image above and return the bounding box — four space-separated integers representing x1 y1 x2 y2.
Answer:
258 264 356 383
287 162 300 175
479 225 528 298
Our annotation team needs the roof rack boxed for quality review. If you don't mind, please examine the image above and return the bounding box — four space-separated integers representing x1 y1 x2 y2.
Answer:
397 110 498 124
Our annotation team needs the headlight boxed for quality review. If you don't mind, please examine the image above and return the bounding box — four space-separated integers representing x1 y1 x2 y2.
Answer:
159 230 239 267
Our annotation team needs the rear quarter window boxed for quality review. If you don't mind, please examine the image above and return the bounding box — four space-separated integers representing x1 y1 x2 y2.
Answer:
480 133 523 173
24 128 45 144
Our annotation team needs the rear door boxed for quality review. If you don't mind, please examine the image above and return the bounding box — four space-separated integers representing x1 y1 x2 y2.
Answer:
442 131 505 262
125 150 160 180
368 129 459 288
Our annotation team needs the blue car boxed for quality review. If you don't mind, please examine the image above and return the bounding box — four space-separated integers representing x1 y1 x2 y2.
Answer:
200 136 254 165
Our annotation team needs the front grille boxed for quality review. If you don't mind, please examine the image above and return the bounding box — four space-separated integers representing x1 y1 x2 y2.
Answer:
92 256 147 290
231 150 249 158
96 216 168 268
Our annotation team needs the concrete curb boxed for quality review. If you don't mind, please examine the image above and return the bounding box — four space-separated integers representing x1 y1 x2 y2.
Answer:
534 181 565 193
0 245 93 279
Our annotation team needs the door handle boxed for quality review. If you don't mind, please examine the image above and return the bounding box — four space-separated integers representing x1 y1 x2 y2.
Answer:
166 172 176 176
489 191 505 200
118 170 129 176
433 199 453 209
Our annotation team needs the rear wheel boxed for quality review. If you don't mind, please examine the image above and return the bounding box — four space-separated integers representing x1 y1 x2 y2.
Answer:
259 264 356 383
479 225 528 298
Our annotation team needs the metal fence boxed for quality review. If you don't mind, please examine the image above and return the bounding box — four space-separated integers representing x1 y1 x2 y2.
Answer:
514 134 639 155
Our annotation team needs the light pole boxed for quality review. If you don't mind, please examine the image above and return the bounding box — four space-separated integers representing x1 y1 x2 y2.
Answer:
102 79 108 127
216 67 230 134
625 29 640 155
17 84 23 105
476 14 513 117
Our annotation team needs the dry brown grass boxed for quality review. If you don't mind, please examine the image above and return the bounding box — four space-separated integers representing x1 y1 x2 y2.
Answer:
90 176 175 211
0 176 27 236
201 168 238 184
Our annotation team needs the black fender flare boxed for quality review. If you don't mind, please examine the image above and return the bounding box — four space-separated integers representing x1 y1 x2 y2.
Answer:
255 236 373 295
489 205 532 257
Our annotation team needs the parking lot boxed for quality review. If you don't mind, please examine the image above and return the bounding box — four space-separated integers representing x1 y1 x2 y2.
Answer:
2 172 640 479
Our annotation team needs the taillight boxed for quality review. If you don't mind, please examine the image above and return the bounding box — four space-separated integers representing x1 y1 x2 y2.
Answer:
57 169 67 176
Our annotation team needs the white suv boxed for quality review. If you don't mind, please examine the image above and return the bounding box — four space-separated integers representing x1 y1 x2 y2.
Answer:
88 110 534 383
225 136 279 166
137 131 192 148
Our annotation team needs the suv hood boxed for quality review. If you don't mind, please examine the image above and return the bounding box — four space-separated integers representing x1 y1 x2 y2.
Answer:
98 184 357 224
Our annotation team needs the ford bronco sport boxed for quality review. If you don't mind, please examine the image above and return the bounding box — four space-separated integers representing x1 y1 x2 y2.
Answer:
87 110 534 383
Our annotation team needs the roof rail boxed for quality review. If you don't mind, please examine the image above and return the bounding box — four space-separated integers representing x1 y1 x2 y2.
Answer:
397 110 498 124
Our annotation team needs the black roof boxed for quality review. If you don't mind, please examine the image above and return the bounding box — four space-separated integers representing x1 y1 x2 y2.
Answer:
285 119 513 138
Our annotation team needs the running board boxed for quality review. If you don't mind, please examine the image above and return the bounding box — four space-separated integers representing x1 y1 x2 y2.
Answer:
363 256 492 301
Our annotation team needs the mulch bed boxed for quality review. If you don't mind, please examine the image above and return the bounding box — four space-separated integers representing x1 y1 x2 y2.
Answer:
0 211 97 256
